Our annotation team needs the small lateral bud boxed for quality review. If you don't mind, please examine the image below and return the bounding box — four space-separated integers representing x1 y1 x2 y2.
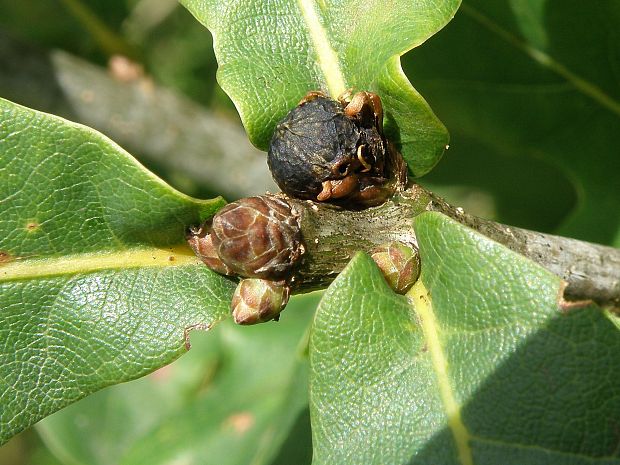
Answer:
371 242 421 294
231 278 290 325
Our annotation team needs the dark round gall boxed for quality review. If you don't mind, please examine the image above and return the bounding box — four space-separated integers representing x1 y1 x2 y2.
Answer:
209 195 303 280
268 92 390 205
268 96 360 200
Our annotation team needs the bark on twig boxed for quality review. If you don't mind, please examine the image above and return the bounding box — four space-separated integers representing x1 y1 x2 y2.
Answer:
284 186 620 308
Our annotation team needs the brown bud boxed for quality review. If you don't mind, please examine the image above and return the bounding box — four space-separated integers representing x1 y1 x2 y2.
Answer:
231 279 290 325
209 195 303 280
186 225 234 275
371 242 421 294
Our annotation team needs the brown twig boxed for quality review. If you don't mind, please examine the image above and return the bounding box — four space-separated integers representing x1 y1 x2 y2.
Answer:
284 186 620 308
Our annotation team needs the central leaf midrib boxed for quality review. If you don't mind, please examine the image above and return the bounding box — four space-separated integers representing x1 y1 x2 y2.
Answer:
297 0 346 98
0 245 201 282
408 280 474 465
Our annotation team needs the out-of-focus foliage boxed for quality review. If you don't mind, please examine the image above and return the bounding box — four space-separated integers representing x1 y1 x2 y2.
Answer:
0 0 232 111
406 1 620 244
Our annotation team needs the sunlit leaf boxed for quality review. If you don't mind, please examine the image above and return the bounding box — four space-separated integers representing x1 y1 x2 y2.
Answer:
181 0 461 176
0 98 234 444
310 213 620 464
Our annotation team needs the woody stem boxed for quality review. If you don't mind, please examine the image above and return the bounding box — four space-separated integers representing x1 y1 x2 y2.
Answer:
285 184 620 308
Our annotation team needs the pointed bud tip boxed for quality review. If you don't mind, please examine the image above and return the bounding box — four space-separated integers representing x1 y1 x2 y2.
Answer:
186 226 234 275
371 242 421 294
231 279 290 325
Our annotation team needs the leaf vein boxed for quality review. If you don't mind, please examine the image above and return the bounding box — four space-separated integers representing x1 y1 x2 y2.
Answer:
460 3 620 118
408 280 474 465
297 0 346 97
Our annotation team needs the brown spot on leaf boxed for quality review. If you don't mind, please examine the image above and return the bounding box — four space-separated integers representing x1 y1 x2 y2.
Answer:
183 323 211 351
0 251 12 264
26 221 40 232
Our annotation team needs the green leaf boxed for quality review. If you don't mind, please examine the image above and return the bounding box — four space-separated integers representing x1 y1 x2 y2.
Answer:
0 98 235 444
310 213 620 465
405 1 620 244
34 329 224 465
180 0 461 176
32 293 318 465
120 293 318 465
36 376 196 465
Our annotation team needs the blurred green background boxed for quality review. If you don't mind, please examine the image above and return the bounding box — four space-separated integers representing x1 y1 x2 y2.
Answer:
1 0 618 463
